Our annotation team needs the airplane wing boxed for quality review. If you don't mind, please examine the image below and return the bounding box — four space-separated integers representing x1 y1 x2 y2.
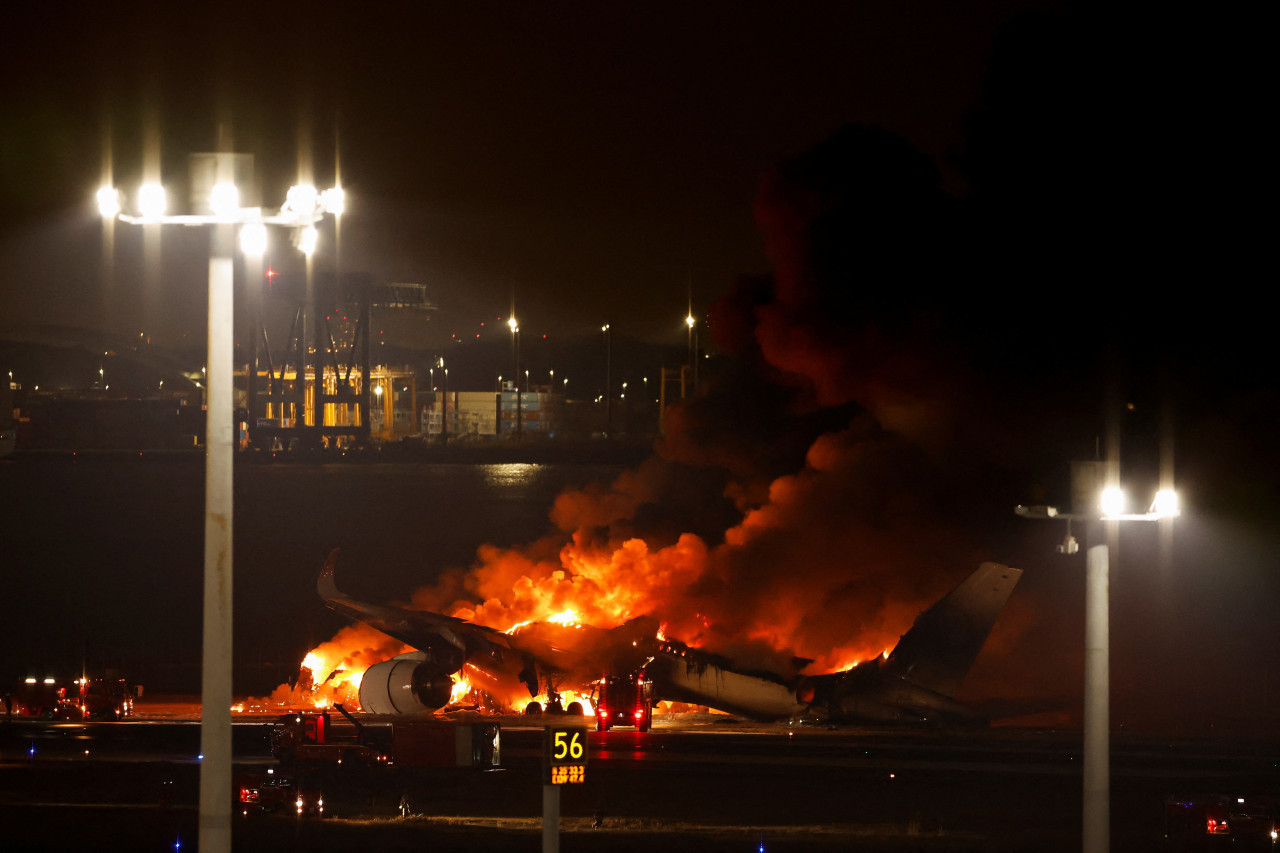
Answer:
317 550 658 712
318 549 516 670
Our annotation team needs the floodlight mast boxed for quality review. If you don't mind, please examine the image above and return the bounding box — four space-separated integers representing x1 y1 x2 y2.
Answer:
98 163 341 853
1015 463 1178 853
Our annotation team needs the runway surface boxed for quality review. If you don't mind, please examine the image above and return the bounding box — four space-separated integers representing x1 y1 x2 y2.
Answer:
2 705 1276 851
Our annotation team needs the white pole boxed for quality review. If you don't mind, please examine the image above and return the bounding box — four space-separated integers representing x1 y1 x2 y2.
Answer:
1083 541 1109 853
542 783 560 853
198 226 235 853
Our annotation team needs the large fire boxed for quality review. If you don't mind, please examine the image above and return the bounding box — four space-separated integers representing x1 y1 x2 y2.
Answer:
258 419 949 716
241 127 1035 721
258 522 912 715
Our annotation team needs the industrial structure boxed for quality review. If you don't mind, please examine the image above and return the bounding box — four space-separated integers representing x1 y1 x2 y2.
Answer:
241 273 433 449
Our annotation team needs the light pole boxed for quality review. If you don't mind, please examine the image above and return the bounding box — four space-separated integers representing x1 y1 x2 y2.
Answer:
98 158 341 853
1017 463 1178 853
686 312 698 391
508 316 521 438
602 323 611 438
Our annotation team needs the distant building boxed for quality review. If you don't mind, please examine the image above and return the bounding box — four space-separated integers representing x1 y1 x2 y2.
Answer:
421 383 565 440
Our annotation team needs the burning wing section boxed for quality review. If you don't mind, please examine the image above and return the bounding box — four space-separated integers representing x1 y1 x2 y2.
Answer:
319 550 525 713
318 550 656 715
647 562 1022 725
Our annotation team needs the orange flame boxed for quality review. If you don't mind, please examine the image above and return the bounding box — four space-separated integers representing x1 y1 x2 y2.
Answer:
258 420 954 712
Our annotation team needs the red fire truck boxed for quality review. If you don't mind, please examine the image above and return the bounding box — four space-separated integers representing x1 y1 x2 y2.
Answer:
234 770 324 818
270 705 500 768
11 677 75 718
592 671 653 732
80 678 139 719
1164 794 1279 851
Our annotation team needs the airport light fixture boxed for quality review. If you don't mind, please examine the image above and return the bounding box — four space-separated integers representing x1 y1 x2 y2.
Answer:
602 323 612 437
508 316 522 438
1016 466 1178 853
98 161 342 853
684 312 699 390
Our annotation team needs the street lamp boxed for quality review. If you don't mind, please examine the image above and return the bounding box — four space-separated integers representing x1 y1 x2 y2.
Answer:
1016 462 1179 853
440 358 449 443
601 323 611 438
686 312 698 390
98 156 341 853
508 316 521 438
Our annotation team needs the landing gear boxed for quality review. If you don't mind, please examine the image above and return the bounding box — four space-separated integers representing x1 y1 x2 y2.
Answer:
566 701 584 716
524 701 543 716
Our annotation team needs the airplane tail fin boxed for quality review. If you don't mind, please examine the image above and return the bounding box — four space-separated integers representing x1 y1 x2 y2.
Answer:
318 549 344 601
884 562 1021 697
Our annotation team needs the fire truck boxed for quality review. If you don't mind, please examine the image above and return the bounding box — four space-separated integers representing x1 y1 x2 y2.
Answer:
80 678 139 719
591 671 654 732
10 676 140 719
11 677 74 718
234 770 324 818
1164 794 1279 851
271 704 500 768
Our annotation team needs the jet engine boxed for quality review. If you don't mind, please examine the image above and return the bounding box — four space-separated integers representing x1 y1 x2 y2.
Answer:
358 648 463 715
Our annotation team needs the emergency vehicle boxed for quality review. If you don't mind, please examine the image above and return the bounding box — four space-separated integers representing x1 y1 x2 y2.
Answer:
270 704 500 768
591 671 654 732
1164 794 1279 850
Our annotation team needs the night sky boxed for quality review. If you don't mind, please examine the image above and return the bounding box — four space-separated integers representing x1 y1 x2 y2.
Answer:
2 0 1057 347
2 3 1276 731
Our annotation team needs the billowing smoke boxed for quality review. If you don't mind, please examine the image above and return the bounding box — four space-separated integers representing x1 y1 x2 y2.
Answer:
396 125 1021 678
268 123 1039 714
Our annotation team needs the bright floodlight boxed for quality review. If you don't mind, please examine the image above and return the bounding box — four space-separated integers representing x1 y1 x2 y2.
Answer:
322 186 344 216
138 183 167 219
508 317 518 332
297 225 318 256
1152 489 1180 518
97 187 121 218
686 314 695 328
285 184 319 217
239 223 267 256
1100 486 1126 518
209 182 240 217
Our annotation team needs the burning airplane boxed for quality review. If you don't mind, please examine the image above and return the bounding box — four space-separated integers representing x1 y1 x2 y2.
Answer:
316 550 1020 726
